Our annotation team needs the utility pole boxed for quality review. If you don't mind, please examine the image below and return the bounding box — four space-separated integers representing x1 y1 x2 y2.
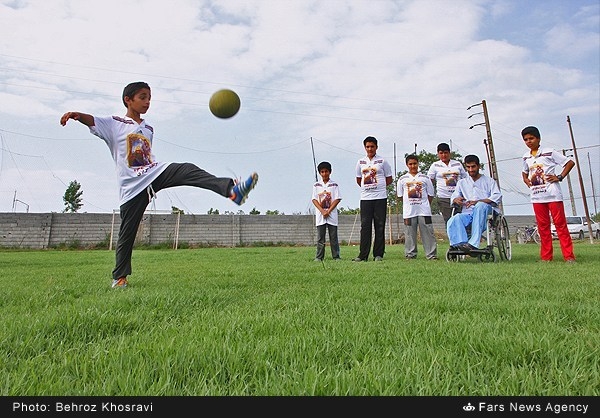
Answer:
483 138 492 177
468 100 501 209
562 149 577 215
310 137 317 182
481 100 499 188
566 116 594 242
588 152 598 216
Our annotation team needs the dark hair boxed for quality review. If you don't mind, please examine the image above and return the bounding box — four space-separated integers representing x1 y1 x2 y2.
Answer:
405 154 419 164
363 136 377 146
122 82 150 108
521 126 541 139
464 154 480 165
317 161 332 172
437 142 450 152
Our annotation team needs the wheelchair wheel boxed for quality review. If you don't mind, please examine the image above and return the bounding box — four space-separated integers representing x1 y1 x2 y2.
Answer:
495 215 512 261
446 249 461 262
478 251 496 262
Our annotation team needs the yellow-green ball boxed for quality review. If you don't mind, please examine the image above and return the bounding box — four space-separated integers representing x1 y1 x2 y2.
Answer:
209 89 241 119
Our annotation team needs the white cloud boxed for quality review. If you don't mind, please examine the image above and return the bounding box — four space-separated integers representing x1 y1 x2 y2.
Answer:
0 0 598 216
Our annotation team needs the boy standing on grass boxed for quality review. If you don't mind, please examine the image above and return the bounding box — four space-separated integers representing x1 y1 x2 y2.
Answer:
312 161 342 261
427 142 467 225
521 126 575 263
353 136 393 262
60 81 258 289
397 154 438 260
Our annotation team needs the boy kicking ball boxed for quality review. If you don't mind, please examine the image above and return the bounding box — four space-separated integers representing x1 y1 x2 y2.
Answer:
60 81 258 288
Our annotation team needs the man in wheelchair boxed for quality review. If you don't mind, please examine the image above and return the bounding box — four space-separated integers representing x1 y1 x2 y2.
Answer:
446 154 502 254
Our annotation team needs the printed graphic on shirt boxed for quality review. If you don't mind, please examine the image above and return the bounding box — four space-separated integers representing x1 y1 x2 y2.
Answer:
407 181 423 200
362 166 378 186
443 172 459 188
529 164 546 186
318 190 332 210
127 133 153 168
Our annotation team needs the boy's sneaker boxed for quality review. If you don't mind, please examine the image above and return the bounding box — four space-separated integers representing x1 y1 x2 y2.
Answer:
111 277 128 288
231 172 258 205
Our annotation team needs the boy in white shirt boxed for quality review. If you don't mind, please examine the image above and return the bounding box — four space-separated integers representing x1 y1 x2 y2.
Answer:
312 161 342 261
60 81 258 288
427 142 467 225
521 126 575 262
353 136 393 262
397 155 437 260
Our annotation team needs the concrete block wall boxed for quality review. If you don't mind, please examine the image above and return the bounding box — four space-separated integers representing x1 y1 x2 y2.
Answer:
0 212 536 249
0 213 53 248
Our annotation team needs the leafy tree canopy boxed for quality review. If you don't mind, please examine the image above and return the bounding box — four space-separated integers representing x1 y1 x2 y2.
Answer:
63 180 83 213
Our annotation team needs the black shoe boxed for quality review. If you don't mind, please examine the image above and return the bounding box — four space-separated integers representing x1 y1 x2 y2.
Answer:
466 244 479 252
456 243 472 253
458 243 479 253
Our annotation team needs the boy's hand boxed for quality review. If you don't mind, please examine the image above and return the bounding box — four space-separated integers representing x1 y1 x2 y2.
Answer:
453 197 466 206
60 112 93 127
60 112 79 126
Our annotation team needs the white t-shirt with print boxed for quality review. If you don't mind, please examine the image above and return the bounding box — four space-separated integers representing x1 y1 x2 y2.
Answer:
427 159 467 199
90 115 169 206
312 178 342 226
521 147 573 203
450 174 502 215
355 154 393 200
397 172 435 219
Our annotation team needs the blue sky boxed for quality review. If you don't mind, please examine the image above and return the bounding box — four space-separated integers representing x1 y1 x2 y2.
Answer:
0 0 598 216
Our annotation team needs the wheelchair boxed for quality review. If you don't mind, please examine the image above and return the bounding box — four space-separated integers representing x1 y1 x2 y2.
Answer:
446 204 512 263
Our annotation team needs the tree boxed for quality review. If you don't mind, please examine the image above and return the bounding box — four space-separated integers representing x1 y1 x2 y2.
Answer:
338 206 360 215
249 207 261 215
172 206 184 214
207 208 220 214
63 180 83 213
265 210 283 215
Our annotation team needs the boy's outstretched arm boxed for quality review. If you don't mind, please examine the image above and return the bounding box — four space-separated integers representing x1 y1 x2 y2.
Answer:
60 112 94 127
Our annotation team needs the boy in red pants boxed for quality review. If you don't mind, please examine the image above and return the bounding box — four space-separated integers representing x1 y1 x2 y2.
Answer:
521 126 575 263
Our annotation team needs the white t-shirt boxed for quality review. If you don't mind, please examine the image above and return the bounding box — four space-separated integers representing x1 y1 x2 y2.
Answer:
521 147 573 203
355 154 393 200
450 174 502 215
312 178 342 226
397 172 435 218
427 160 467 199
90 115 169 205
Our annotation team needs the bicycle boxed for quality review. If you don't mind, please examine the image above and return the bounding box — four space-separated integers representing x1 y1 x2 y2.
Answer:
516 225 540 244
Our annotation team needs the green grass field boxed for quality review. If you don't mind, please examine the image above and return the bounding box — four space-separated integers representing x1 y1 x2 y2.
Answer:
1 242 598 396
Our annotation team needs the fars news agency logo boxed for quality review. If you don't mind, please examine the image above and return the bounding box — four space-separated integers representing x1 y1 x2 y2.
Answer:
463 403 476 412
460 400 592 415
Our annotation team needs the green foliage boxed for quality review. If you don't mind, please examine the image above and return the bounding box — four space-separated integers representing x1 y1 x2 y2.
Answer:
207 208 220 214
1 243 598 395
171 206 185 214
265 210 283 215
338 206 360 215
62 180 83 213
249 207 261 215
